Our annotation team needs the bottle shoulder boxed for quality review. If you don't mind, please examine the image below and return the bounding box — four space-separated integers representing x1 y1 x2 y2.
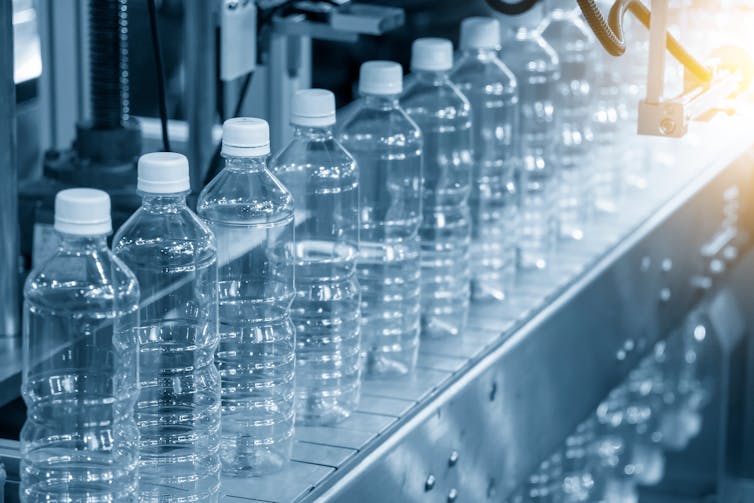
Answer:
400 79 472 123
540 12 596 47
338 104 423 147
501 33 560 72
450 56 518 95
270 137 357 176
197 166 295 220
25 248 139 312
113 207 217 263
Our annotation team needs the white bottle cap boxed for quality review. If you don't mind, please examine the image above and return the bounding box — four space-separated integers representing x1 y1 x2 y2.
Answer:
54 188 112 236
137 152 190 193
411 38 453 72
460 17 501 50
291 89 336 127
359 60 403 96
221 117 271 157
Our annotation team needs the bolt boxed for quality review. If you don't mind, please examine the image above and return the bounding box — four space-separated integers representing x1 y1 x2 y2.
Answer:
659 288 671 303
448 450 459 467
660 118 676 135
640 256 651 272
425 474 436 492
448 488 458 502
661 258 672 272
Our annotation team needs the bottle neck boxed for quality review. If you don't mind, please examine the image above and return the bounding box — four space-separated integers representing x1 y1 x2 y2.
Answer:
413 70 450 86
292 125 334 141
141 193 188 212
222 154 267 172
363 94 401 111
58 234 109 252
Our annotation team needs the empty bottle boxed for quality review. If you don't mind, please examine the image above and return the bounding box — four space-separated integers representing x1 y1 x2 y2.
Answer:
21 188 139 502
451 17 519 302
270 89 362 422
501 6 560 269
592 0 628 214
113 153 222 501
198 118 296 476
339 61 423 375
541 0 596 241
402 38 473 337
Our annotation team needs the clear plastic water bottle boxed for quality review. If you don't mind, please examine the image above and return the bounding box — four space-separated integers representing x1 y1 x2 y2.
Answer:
501 6 560 269
21 188 140 502
402 38 473 337
197 118 296 476
270 89 362 422
591 0 627 214
541 0 595 241
338 61 422 375
451 17 519 302
113 153 222 501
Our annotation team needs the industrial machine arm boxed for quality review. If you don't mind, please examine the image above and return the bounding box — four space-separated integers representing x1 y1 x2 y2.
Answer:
485 0 751 138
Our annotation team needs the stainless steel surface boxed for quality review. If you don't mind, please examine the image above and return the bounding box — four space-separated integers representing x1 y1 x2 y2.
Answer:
183 0 216 192
0 0 20 338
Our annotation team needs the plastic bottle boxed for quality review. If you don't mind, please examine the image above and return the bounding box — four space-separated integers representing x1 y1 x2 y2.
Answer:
197 118 296 476
338 61 423 375
21 188 140 502
591 0 627 214
451 17 519 302
270 89 362 422
541 0 595 240
402 38 473 337
500 6 560 269
113 153 222 501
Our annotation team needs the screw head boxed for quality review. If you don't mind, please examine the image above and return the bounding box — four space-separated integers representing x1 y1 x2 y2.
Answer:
425 474 436 491
660 118 676 135
449 450 459 467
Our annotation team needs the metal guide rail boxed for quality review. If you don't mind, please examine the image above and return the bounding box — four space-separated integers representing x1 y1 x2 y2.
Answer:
1 110 754 502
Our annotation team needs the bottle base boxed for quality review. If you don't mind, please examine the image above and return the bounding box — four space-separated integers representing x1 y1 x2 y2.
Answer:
295 383 361 426
364 346 418 378
220 440 293 478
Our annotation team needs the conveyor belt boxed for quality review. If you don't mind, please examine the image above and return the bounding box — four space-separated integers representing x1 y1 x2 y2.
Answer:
1 110 753 502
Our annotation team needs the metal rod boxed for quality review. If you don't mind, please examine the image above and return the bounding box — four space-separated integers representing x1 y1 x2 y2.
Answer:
183 0 216 192
646 0 669 103
0 0 19 338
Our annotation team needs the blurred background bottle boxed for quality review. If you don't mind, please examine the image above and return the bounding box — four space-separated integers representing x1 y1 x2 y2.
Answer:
198 118 296 476
113 153 221 501
402 38 473 337
500 6 560 270
21 189 140 502
541 0 596 241
271 89 362 421
339 61 423 375
451 17 519 302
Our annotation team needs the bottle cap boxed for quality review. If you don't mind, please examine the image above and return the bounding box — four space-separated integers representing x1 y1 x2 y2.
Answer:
460 17 501 50
221 117 271 157
137 152 190 193
291 89 336 127
54 188 112 236
411 38 453 72
359 60 403 96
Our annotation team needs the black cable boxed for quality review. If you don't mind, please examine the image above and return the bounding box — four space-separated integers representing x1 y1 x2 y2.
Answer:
147 0 171 151
484 0 541 16
576 0 713 82
203 72 254 186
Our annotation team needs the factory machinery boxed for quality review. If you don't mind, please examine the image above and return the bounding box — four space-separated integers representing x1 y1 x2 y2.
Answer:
2 0 754 502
